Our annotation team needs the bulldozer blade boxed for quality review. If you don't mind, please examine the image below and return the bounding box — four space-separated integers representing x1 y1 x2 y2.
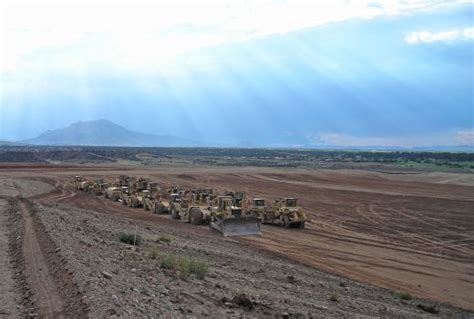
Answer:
221 217 261 237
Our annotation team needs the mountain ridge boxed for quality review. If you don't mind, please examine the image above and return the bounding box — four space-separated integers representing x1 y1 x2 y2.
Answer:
22 120 198 147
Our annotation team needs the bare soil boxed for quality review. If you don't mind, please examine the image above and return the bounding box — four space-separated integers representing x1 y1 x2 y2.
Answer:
0 199 21 318
0 163 473 318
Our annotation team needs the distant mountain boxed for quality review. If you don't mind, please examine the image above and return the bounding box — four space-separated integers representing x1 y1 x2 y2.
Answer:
410 145 474 152
0 140 25 146
22 120 198 147
302 145 474 152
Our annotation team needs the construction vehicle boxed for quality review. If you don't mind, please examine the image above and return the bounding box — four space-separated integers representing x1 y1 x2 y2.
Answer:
105 187 122 202
158 193 182 215
77 180 91 191
143 196 154 211
114 175 132 187
263 198 306 229
224 190 246 206
170 188 214 223
116 186 130 205
178 193 260 236
88 178 107 196
143 190 161 211
192 188 215 202
153 185 186 215
208 195 261 236
128 190 151 208
247 198 267 221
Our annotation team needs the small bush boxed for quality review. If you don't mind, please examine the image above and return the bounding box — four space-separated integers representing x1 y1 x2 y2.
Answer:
160 254 177 270
398 292 413 301
177 258 192 279
188 259 209 280
329 293 339 302
148 246 160 259
118 232 141 246
159 236 173 243
159 254 208 280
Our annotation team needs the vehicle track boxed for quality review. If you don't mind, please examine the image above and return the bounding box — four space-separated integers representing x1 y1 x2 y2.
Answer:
17 199 67 318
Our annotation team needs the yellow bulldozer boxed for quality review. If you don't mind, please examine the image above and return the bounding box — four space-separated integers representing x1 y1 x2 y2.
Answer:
168 190 260 236
208 195 261 237
262 197 306 229
247 198 267 221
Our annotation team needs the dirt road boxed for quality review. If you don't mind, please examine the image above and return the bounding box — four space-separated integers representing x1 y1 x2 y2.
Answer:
18 199 67 318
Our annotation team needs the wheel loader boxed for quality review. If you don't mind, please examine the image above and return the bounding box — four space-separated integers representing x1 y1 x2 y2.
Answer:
263 198 306 229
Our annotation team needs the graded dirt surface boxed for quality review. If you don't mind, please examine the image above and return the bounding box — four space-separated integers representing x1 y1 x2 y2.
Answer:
0 163 473 318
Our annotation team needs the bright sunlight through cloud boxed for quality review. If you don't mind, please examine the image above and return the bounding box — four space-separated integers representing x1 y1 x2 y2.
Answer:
1 0 469 74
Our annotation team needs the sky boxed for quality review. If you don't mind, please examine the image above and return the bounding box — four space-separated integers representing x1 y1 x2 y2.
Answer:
0 0 473 147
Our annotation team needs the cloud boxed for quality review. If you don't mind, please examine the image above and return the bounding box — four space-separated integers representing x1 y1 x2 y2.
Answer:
312 133 410 147
455 129 474 145
0 0 470 75
464 27 474 39
309 129 474 147
405 27 474 44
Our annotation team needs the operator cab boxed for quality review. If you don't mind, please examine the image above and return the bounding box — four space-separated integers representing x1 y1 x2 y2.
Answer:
170 193 182 202
284 198 298 207
252 199 265 207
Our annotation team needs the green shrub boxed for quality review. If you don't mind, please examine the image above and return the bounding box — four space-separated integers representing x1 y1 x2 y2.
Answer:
177 258 192 279
118 232 141 246
148 246 160 259
160 254 177 270
398 292 413 300
329 293 339 302
188 259 209 280
159 254 208 280
159 236 173 243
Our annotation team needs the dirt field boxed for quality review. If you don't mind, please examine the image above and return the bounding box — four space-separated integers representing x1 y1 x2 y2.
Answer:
0 163 473 318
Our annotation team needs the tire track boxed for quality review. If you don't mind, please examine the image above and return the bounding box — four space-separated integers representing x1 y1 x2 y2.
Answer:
17 199 67 318
5 185 89 318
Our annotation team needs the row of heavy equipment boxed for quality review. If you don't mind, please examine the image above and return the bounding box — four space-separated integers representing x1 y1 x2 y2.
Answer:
74 175 307 237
